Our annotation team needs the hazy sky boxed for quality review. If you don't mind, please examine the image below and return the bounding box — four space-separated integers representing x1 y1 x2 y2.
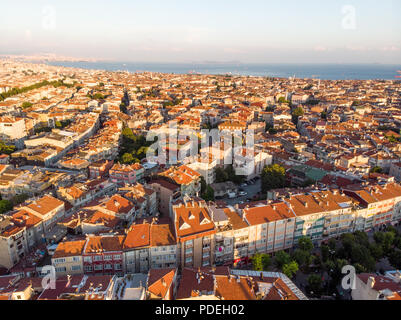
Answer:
1 0 400 63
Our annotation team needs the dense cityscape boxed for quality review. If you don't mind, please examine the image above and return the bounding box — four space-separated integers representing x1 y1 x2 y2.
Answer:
0 57 400 301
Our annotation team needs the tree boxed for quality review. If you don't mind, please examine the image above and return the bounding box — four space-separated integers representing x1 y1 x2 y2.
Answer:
0 200 13 214
292 107 304 125
282 261 299 278
11 194 29 206
321 245 330 262
389 250 401 269
215 167 228 183
261 164 286 193
292 249 313 268
307 274 323 295
292 107 305 118
0 141 16 155
262 254 271 270
121 153 134 164
328 238 337 251
202 186 215 202
369 243 384 261
278 97 290 104
252 253 271 271
21 102 33 109
370 166 383 174
252 254 264 271
225 165 245 184
275 250 291 269
374 231 396 254
298 237 313 252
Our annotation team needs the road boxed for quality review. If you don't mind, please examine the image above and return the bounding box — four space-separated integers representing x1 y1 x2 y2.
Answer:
224 180 262 206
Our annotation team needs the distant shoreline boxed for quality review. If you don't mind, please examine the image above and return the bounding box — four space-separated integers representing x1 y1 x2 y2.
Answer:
42 60 401 81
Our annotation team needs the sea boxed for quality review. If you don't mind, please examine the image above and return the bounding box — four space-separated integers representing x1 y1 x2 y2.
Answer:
45 61 401 81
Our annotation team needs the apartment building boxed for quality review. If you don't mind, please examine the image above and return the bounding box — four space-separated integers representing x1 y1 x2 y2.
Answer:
158 165 201 198
172 197 216 268
147 268 178 300
343 182 401 231
51 240 86 276
149 179 181 218
82 235 125 276
0 116 27 142
88 160 114 179
124 221 177 273
243 202 296 254
57 179 116 208
119 183 158 218
109 163 145 185
0 216 30 269
23 195 66 236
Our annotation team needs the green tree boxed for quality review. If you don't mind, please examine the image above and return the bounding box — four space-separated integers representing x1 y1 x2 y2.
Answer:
21 102 33 109
11 194 29 206
307 274 323 295
278 97 289 104
252 253 264 271
0 200 13 214
298 237 313 252
321 245 330 262
389 250 401 269
0 141 16 155
282 261 299 278
374 231 396 254
262 254 271 270
328 238 337 251
292 107 305 118
215 167 228 183
369 243 384 261
225 165 245 184
275 250 291 269
261 164 286 193
121 153 134 164
292 249 313 268
370 166 383 174
202 186 215 202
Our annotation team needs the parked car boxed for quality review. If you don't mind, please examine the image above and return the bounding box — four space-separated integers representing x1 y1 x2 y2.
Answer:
228 192 236 199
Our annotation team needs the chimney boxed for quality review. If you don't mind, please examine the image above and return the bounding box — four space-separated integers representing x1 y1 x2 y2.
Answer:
368 276 375 289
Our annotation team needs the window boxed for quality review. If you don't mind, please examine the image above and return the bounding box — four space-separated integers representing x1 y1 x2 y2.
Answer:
84 266 93 272
54 258 66 264
84 256 92 263
55 267 66 273
104 264 112 270
71 265 81 271
94 265 103 271
93 256 102 262
114 254 122 260
114 264 122 270
104 255 112 261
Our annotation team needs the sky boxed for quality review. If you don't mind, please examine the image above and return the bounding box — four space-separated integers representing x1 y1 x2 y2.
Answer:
0 0 400 64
